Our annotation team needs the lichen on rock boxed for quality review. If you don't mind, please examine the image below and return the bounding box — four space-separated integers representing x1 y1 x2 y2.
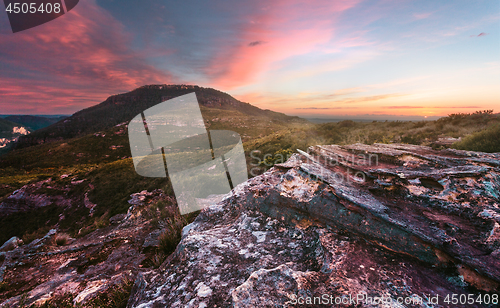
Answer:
128 143 500 307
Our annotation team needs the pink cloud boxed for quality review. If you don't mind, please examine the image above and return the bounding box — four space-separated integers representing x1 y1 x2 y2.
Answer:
413 12 433 20
0 0 173 114
204 0 361 89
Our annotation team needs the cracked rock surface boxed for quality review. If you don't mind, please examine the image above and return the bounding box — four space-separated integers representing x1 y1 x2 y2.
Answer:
0 190 173 307
128 144 500 308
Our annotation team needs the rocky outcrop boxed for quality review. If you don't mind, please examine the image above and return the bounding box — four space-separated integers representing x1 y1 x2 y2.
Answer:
0 189 175 307
14 85 304 149
0 179 71 216
128 143 500 308
0 238 22 253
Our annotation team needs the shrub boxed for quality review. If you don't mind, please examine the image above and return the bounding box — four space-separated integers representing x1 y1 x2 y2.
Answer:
338 120 356 128
158 216 187 256
453 124 500 153
55 233 70 246
21 226 52 245
35 277 133 308
387 120 405 128
259 149 293 168
87 277 133 308
150 252 167 269
95 213 110 229
0 281 9 293
412 121 427 129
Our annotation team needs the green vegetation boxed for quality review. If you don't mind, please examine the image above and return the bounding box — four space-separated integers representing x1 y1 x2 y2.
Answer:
0 118 31 156
0 203 61 245
0 282 8 293
1 110 498 245
0 85 499 307
0 118 21 137
140 199 197 269
247 111 500 158
0 108 498 262
158 216 186 256
54 233 70 246
453 123 500 153
259 149 294 169
17 277 134 308
0 157 172 244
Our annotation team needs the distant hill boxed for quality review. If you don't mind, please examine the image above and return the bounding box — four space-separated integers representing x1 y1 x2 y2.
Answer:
0 118 31 155
15 85 305 148
3 115 67 131
0 118 30 139
0 118 19 135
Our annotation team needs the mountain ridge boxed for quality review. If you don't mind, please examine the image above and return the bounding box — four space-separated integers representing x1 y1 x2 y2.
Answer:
15 85 305 149
3 115 67 131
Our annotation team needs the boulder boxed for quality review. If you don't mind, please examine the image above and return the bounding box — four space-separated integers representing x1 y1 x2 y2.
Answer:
0 237 22 252
128 144 500 307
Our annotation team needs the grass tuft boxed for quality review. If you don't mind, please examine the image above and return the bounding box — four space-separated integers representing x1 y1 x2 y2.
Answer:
158 216 186 256
453 123 500 153
55 233 70 246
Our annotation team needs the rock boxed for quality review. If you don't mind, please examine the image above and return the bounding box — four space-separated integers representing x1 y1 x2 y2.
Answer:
0 237 22 252
110 213 127 224
128 143 500 307
84 192 97 214
128 190 159 206
142 230 162 249
0 189 164 307
231 264 300 307
0 179 71 216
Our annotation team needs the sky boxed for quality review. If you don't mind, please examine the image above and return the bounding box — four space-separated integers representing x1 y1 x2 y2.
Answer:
0 0 498 118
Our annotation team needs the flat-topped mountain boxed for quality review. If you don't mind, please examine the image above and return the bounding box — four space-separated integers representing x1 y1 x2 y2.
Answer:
15 85 305 148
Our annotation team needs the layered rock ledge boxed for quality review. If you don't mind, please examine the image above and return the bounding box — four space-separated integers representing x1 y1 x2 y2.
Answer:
128 144 500 308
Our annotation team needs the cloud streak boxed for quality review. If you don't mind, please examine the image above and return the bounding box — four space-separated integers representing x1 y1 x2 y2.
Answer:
248 41 266 47
470 32 489 37
295 107 349 110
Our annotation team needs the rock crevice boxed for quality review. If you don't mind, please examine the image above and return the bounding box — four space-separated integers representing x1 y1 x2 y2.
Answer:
127 144 500 307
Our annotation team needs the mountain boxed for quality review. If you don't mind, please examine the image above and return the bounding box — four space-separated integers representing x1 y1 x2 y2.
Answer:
15 85 305 148
0 85 499 306
3 115 67 131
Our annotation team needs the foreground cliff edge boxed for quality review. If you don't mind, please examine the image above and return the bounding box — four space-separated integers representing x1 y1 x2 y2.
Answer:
1 143 499 307
129 143 499 308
